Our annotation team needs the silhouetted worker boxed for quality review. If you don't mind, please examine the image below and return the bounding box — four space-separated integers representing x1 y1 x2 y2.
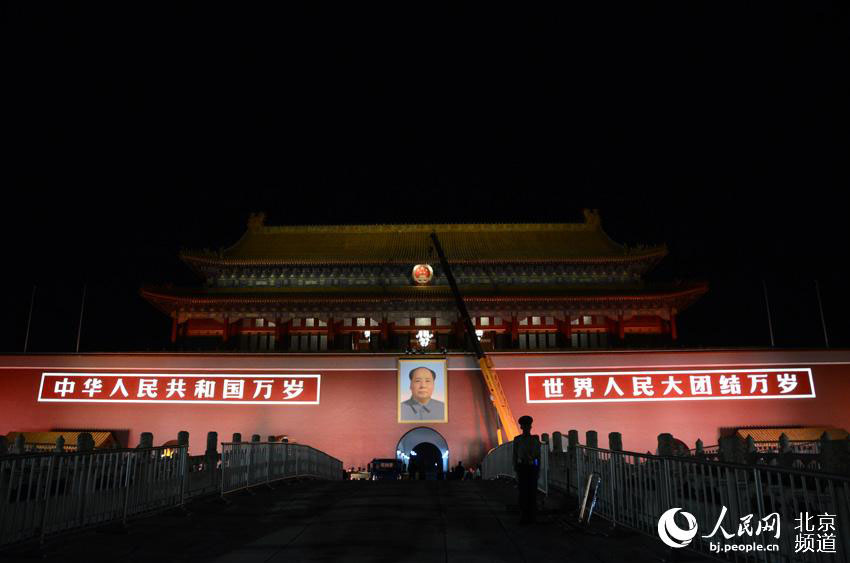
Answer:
512 415 541 524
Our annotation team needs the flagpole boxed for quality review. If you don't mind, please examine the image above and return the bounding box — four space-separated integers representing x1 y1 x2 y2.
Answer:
76 284 87 353
24 285 36 353
762 280 775 348
815 280 829 348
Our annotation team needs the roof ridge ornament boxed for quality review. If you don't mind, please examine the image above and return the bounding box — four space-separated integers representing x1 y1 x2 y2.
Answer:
247 212 266 231
583 209 601 226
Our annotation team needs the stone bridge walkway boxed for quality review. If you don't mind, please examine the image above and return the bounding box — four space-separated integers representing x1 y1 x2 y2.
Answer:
6 480 706 562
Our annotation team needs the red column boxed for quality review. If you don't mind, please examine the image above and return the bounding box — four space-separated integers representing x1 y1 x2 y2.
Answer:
558 316 571 342
327 317 335 347
222 316 230 343
618 313 625 340
274 317 282 350
171 316 178 343
380 318 390 343
453 320 464 340
280 319 291 350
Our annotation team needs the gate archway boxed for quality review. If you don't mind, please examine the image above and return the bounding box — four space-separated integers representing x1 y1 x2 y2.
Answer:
395 427 449 476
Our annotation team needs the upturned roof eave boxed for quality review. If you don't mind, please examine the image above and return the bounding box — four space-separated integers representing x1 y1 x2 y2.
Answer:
140 282 708 308
178 247 669 268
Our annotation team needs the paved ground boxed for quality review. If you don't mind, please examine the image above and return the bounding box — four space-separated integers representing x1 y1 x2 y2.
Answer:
3 479 708 562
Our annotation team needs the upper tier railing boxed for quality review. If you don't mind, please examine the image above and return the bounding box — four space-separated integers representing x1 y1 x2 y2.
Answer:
480 440 549 495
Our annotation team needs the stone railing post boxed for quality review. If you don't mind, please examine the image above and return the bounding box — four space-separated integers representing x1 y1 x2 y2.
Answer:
547 431 565 492
14 434 25 454
586 430 598 449
567 430 579 452
718 435 745 464
231 433 243 487
778 433 791 454
777 433 794 468
657 433 675 457
608 432 623 452
0 436 8 455
567 429 579 495
695 439 704 456
552 431 563 453
138 432 153 449
134 432 154 501
541 433 550 452
178 430 189 502
54 435 66 453
744 435 757 463
78 432 94 452
205 431 218 488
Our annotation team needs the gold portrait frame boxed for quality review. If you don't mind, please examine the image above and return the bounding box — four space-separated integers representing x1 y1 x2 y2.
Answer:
398 357 448 424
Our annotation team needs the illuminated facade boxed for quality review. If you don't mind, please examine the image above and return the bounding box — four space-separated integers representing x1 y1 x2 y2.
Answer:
3 350 850 470
6 212 845 472
140 210 708 353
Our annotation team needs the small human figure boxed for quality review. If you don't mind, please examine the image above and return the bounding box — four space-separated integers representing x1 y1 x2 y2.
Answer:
453 460 464 480
512 415 541 524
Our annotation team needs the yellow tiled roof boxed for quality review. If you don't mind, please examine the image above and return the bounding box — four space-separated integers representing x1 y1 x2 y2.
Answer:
736 427 849 442
5 431 116 448
180 210 667 266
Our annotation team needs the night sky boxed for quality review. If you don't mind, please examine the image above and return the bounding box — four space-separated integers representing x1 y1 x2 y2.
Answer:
3 3 848 353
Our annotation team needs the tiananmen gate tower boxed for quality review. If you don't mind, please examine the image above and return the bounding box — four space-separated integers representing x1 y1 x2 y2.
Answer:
3 210 849 473
140 209 708 353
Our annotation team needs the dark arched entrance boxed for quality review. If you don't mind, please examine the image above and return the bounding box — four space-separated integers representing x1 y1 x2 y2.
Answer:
410 442 442 480
395 427 449 479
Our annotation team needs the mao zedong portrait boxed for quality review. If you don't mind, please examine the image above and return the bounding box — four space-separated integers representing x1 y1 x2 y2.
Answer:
400 366 446 422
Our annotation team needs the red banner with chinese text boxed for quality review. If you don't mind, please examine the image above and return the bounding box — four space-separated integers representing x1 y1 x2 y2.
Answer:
525 368 814 403
38 373 321 404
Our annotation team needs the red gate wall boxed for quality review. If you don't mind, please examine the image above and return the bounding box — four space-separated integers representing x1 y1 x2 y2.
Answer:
1 350 848 469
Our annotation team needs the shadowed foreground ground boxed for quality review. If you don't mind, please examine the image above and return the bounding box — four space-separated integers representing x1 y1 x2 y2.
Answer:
4 480 707 562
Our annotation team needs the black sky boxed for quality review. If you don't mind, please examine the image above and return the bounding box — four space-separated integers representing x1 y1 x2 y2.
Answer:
2 2 848 353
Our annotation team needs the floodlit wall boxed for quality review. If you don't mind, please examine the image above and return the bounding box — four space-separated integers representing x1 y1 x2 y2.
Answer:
1 350 848 469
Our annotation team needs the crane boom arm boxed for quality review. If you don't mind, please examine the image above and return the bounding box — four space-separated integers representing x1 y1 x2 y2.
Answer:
429 233 520 442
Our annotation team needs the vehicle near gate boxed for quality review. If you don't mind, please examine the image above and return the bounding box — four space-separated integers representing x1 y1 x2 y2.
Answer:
368 458 403 480
349 470 370 480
